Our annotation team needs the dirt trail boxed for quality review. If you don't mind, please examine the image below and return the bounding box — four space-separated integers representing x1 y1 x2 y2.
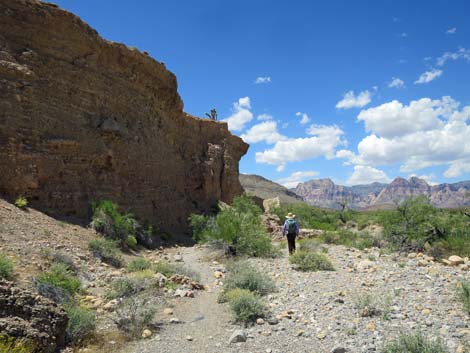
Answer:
127 246 235 353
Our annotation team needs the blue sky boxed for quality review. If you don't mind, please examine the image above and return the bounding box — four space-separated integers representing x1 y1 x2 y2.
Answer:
54 0 470 187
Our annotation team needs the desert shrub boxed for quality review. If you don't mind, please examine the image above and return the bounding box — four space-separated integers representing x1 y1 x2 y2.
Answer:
114 296 157 337
225 288 266 324
65 304 96 344
0 255 14 280
380 197 470 256
91 200 138 247
272 203 340 231
382 332 447 353
106 275 157 299
190 195 277 257
36 281 72 304
36 263 81 296
88 238 123 268
457 281 470 315
152 260 199 280
319 230 375 250
289 250 334 272
14 197 28 209
127 258 151 272
51 252 78 273
221 261 275 297
355 293 392 319
0 336 34 353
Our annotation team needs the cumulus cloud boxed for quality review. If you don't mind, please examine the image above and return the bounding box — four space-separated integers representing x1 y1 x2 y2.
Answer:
437 47 470 66
337 96 470 178
347 165 391 185
357 96 457 138
241 121 286 144
388 77 405 88
223 97 253 131
277 171 319 189
336 90 372 109
414 69 442 84
256 124 345 171
254 76 272 84
257 113 273 121
446 27 457 34
295 112 310 125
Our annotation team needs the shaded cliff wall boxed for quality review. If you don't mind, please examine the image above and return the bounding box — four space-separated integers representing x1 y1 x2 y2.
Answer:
0 0 248 233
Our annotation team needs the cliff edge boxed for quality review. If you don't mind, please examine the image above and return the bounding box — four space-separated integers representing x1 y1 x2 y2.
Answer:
0 0 248 234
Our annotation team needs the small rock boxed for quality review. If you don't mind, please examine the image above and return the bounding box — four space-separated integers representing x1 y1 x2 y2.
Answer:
142 329 152 339
267 318 279 325
332 348 347 353
173 254 183 262
449 255 464 266
256 318 265 325
316 332 327 340
163 308 173 315
366 322 376 331
228 330 247 344
169 317 180 324
295 330 304 337
356 260 374 272
213 271 224 279
186 335 193 341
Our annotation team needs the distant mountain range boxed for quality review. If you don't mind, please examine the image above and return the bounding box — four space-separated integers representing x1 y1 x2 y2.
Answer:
240 174 470 209
239 174 304 204
294 177 470 209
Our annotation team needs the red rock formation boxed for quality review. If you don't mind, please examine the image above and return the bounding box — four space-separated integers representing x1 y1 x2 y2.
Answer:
0 0 248 234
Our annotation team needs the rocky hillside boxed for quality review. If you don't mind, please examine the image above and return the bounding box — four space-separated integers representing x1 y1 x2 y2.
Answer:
295 177 470 209
0 0 248 235
239 174 304 204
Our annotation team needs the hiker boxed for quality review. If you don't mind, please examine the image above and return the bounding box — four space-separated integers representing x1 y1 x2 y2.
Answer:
282 212 299 255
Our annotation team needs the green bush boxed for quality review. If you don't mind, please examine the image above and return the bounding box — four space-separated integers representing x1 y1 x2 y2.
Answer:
65 304 96 344
0 255 14 280
225 288 266 324
289 250 335 272
272 203 340 231
88 238 123 268
127 258 151 272
0 336 34 353
14 197 28 209
152 260 198 279
319 230 375 250
190 195 277 257
91 200 138 247
382 332 447 353
106 275 157 299
36 263 81 295
222 261 275 297
457 281 470 315
114 296 157 337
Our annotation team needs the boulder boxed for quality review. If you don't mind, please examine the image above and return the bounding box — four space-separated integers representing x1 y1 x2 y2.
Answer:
228 330 247 344
448 255 464 266
0 280 68 352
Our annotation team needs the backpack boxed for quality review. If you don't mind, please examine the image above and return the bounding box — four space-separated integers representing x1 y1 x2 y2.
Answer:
286 218 297 234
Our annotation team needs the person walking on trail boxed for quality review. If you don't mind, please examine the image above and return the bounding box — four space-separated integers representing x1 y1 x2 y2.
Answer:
282 212 299 255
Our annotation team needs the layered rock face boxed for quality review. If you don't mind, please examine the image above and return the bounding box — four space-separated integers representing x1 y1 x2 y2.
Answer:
0 280 68 352
239 174 304 204
0 0 248 234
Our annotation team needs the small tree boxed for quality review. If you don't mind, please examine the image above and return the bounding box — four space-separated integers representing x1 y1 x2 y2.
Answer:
205 108 218 121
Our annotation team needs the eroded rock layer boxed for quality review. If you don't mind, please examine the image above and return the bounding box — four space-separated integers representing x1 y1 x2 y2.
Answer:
0 0 248 234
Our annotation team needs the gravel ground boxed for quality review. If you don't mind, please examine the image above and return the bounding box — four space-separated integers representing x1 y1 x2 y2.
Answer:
125 244 469 353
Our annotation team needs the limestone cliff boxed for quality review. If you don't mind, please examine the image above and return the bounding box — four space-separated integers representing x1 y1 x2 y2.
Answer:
0 0 248 234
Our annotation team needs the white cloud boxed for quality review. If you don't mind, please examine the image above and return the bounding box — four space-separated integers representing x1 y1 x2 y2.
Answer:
347 165 391 185
336 90 372 109
437 48 470 66
223 97 253 131
256 124 345 171
388 77 405 88
357 96 457 138
295 112 310 125
257 113 273 121
414 69 442 84
254 76 272 84
446 27 456 34
277 171 319 189
240 121 286 144
337 96 470 178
